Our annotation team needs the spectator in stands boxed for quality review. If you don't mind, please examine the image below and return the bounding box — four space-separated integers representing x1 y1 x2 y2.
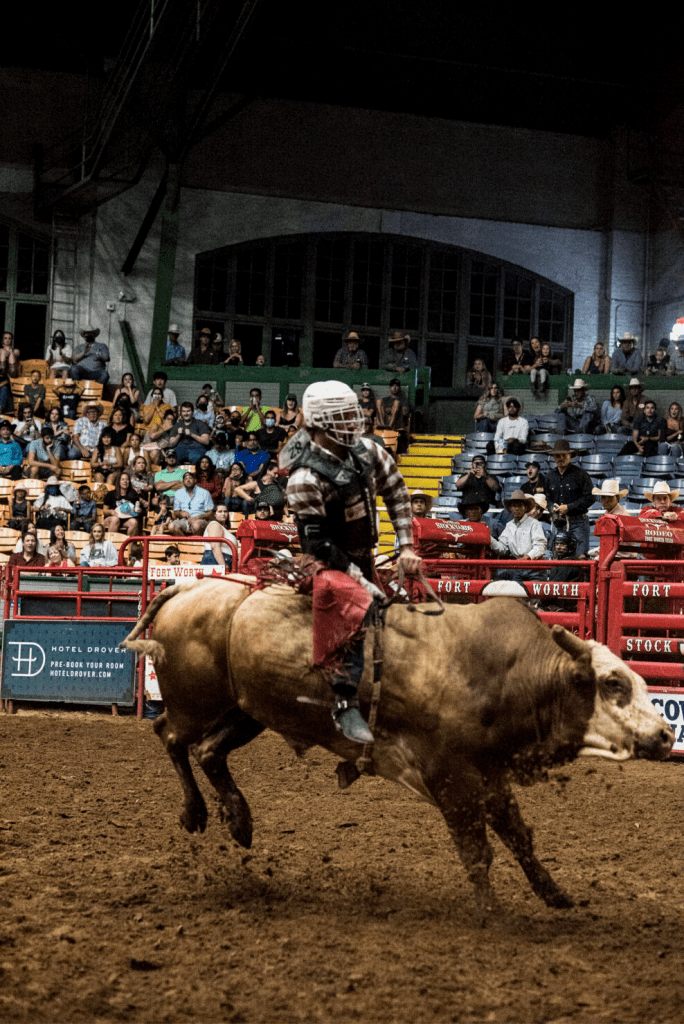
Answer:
123 433 151 473
255 354 266 367
70 327 110 384
50 523 76 563
456 455 501 507
466 358 491 392
151 497 173 535
103 471 140 536
521 458 547 497
113 373 141 413
600 384 626 434
90 428 123 483
545 439 594 557
473 383 504 432
256 411 286 453
491 491 546 579
669 341 684 375
141 387 173 435
187 328 215 365
410 490 433 518
0 364 12 414
200 502 236 567
236 432 270 478
71 484 96 533
206 432 235 472
79 523 118 567
639 481 684 523
592 479 629 516
235 460 286 518
164 544 181 564
620 378 648 432
67 402 104 461
53 378 83 422
14 520 45 555
645 343 670 377
46 330 72 378
0 331 21 377
380 331 418 374
223 462 250 513
165 324 186 363
227 408 247 449
541 341 562 375
457 497 489 522
124 540 144 567
333 332 369 371
501 338 531 376
376 378 412 453
241 389 266 433
277 394 303 432
24 370 46 417
611 333 643 375
490 397 528 454
529 338 553 394
7 484 29 531
0 418 24 478
582 341 611 376
557 379 599 434
144 371 178 408
211 334 225 362
194 393 215 431
153 449 185 502
142 409 177 467
618 399 667 457
46 543 75 570
12 403 42 450
662 402 684 458
528 493 555 549
168 470 214 535
129 455 154 510
253 499 275 521
356 385 377 432
108 407 134 449
167 401 211 463
45 406 71 453
223 338 243 365
194 454 223 503
33 476 72 531
8 531 46 571
27 426 60 479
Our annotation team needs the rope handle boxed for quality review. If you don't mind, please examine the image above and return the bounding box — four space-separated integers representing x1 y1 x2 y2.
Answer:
390 561 445 615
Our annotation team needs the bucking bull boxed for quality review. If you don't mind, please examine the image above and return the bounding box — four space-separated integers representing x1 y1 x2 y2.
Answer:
121 577 673 919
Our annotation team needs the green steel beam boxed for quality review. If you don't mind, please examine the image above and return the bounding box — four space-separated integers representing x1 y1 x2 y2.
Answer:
119 319 146 387
147 163 182 389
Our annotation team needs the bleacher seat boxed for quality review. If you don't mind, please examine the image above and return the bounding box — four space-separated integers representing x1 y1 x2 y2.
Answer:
642 456 677 478
482 454 517 476
579 454 613 476
613 455 644 476
595 434 625 453
565 434 596 454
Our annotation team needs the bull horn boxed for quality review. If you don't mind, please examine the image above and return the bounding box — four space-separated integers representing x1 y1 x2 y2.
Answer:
551 624 587 660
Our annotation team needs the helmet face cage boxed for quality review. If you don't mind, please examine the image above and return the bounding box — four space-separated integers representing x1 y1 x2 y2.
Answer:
313 401 365 447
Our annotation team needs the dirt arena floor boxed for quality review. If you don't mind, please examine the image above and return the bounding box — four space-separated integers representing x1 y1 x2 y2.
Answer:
0 712 682 1024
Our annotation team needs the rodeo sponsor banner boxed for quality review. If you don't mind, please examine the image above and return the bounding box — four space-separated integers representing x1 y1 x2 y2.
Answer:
1 620 136 705
147 564 227 581
648 690 684 753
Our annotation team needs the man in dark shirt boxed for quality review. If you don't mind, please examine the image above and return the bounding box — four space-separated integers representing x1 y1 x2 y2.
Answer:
544 439 594 557
7 532 46 570
376 379 413 453
521 459 547 498
619 400 667 457
256 411 287 453
455 455 500 508
168 402 211 462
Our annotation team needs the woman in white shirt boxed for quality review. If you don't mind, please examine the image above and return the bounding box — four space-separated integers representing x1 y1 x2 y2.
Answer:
79 523 119 567
46 331 73 378
200 502 237 568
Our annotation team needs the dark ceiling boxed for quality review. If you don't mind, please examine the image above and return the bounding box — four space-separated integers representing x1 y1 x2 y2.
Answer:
2 1 678 139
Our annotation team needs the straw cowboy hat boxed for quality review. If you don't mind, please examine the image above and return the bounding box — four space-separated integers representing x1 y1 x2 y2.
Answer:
618 332 638 344
344 331 363 344
79 326 100 338
592 479 628 498
84 401 104 417
545 438 576 457
568 378 589 391
410 489 434 512
644 481 679 503
168 323 180 334
532 493 548 510
503 489 535 512
388 330 410 344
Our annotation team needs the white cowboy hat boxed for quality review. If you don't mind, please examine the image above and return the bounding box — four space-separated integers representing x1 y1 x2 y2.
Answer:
532 493 548 510
481 580 528 598
568 378 589 391
410 489 434 512
645 481 680 503
628 377 642 388
592 479 628 498
168 324 180 334
80 326 100 338
618 332 637 343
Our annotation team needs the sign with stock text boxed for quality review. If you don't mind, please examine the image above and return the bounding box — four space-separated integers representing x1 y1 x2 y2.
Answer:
1 621 136 705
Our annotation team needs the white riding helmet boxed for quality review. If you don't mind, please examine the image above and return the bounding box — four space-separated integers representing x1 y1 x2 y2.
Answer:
302 380 365 447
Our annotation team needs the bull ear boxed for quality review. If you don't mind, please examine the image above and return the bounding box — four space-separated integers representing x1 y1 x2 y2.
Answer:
551 624 588 661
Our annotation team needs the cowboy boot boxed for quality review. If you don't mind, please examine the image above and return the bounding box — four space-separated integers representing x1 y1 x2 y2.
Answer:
332 697 374 745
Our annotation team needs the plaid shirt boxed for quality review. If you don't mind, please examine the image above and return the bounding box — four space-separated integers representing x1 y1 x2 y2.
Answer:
286 437 413 549
73 416 104 449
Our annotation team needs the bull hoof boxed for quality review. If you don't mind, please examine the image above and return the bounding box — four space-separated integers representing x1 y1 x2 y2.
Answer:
180 801 208 834
541 885 574 910
220 793 253 849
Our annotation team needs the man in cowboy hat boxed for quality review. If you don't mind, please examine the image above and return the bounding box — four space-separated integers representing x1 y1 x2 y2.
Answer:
490 490 546 580
380 331 418 374
557 378 599 434
620 378 650 433
70 327 110 384
68 401 105 460
410 489 433 518
639 481 684 523
165 324 186 363
544 439 594 557
333 331 369 371
592 479 630 516
490 396 528 454
611 332 643 375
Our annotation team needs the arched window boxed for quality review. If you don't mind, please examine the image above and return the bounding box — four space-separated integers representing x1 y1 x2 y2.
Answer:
195 233 573 385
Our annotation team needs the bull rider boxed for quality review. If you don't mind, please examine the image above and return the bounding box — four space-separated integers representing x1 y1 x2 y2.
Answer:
281 380 422 745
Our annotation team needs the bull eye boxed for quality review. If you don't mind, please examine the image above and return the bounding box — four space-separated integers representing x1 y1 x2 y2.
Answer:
602 673 632 707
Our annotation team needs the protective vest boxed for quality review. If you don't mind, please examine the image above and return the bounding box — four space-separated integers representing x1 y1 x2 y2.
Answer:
287 434 378 560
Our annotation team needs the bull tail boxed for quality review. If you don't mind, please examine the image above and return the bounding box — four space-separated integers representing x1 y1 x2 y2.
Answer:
119 585 185 659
